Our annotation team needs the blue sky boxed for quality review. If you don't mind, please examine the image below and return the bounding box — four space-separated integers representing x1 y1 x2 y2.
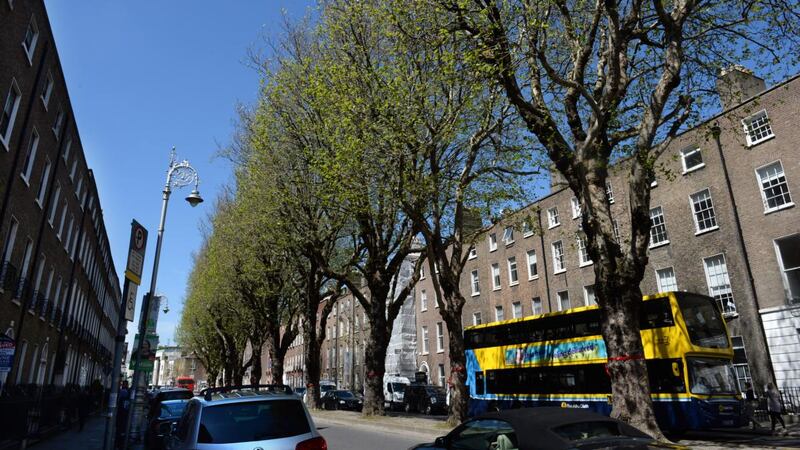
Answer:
44 1 314 351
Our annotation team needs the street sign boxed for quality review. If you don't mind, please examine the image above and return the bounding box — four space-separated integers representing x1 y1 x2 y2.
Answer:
125 220 148 285
0 334 15 373
124 282 138 322
128 333 158 371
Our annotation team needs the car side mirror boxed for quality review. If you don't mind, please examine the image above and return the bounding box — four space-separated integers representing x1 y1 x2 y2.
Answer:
158 422 172 435
434 436 447 448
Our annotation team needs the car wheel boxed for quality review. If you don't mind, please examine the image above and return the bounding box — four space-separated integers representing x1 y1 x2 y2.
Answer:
425 403 433 415
404 402 412 414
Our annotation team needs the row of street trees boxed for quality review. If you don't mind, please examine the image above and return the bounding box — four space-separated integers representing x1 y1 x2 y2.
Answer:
179 0 798 437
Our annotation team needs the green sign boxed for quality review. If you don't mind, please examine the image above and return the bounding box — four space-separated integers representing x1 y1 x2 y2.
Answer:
129 333 158 371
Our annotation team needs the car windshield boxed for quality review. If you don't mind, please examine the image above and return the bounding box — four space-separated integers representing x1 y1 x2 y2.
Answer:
688 357 737 395
335 391 354 398
197 399 310 444
159 401 187 418
321 385 335 392
677 293 729 348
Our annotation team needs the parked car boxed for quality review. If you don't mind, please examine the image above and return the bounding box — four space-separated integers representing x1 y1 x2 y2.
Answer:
409 407 684 450
144 399 188 450
321 390 363 411
403 384 447 415
164 385 324 450
384 374 410 411
148 388 193 421
294 387 307 398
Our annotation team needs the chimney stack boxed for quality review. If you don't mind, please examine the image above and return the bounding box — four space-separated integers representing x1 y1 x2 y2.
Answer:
717 65 766 110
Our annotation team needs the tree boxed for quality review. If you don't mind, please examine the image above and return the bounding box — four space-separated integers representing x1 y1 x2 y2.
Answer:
444 0 799 437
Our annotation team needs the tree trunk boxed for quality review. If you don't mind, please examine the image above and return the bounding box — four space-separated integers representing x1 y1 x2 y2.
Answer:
599 281 664 440
250 347 262 385
269 344 285 385
444 316 468 426
362 328 389 416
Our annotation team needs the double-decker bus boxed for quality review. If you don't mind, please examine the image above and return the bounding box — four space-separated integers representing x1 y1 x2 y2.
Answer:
176 376 195 393
464 291 743 430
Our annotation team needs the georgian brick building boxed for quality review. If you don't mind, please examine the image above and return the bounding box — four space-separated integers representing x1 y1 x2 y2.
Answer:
1 0 122 389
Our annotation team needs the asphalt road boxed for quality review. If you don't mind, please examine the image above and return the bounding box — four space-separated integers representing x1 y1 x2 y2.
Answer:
315 417 437 450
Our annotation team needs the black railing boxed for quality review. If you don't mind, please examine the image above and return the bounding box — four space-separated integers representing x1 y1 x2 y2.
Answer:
754 386 800 422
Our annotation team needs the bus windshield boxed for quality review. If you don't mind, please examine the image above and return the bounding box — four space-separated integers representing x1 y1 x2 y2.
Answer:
688 357 737 395
677 293 729 349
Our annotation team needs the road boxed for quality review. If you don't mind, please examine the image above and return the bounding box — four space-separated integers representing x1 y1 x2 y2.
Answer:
315 417 438 450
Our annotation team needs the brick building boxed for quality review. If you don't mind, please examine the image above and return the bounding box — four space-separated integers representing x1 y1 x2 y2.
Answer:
151 345 208 388
415 68 800 392
1 0 122 389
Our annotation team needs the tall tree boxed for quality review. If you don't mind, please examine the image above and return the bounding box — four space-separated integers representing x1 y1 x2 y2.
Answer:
444 0 800 437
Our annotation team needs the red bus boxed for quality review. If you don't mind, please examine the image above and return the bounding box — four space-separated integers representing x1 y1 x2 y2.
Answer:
176 376 195 393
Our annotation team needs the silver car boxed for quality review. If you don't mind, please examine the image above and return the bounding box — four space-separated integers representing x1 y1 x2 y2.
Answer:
165 387 326 450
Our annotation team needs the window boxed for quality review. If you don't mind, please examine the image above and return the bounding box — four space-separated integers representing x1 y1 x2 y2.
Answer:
495 305 504 322
41 72 54 108
502 226 514 245
489 233 497 252
20 129 40 183
52 108 65 138
507 257 519 285
606 182 615 204
468 246 477 260
421 326 429 354
36 158 51 206
704 254 735 315
656 267 678 293
612 220 620 242
1 80 22 149
512 301 522 319
57 200 67 239
557 290 570 311
731 336 752 391
532 297 543 315
69 159 77 181
2 217 19 264
649 206 669 247
473 312 482 325
522 220 533 237
438 364 446 387
436 322 444 352
48 184 60 225
22 16 39 63
571 197 581 219
552 241 565 273
75 177 83 200
420 264 425 279
526 250 538 279
62 138 72 162
577 236 591 266
681 147 704 173
470 270 480 296
64 215 74 251
491 263 501 290
690 189 718 233
756 161 793 213
774 234 800 304
584 285 596 306
742 109 774 146
547 207 560 228
420 289 427 311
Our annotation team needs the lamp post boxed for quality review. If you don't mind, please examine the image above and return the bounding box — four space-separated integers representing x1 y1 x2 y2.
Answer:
122 148 202 449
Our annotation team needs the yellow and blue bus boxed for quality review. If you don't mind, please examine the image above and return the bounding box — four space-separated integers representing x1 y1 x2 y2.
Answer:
464 291 744 430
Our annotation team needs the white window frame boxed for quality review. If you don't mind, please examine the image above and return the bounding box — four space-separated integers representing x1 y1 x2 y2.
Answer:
507 256 519 286
1 79 22 150
421 326 429 354
649 206 669 248
755 160 793 214
742 109 774 147
22 15 39 65
69 159 77 182
472 312 482 326
35 157 51 207
557 290 570 311
522 220 533 237
606 182 615 204
41 72 54 109
420 289 427 311
547 207 560 228
502 226 514 245
571 197 581 219
489 233 497 252
470 270 480 296
577 236 592 267
48 183 60 226
703 253 736 316
1 216 19 264
512 301 522 319
531 297 543 315
491 263 501 291
495 305 504 322
436 322 444 353
583 285 596 306
468 246 477 260
20 128 40 184
52 108 65 138
690 188 718 235
552 241 565 274
655 266 678 293
526 250 538 280
62 138 72 163
774 233 800 304
680 147 705 174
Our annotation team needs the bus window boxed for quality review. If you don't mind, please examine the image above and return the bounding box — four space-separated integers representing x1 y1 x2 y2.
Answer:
475 372 485 395
687 357 736 395
640 298 674 329
677 294 728 348
646 359 686 393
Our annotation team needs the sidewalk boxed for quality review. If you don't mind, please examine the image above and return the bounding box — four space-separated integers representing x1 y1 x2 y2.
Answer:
27 415 144 450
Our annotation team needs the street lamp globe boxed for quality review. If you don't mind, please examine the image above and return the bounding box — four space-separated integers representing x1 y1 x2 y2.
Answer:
185 189 203 207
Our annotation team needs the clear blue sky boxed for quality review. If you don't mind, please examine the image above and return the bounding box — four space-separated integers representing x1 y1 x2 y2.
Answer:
44 1 314 351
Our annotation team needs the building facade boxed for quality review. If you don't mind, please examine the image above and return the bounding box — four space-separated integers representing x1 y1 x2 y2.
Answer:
415 68 800 392
151 346 208 388
1 0 122 389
